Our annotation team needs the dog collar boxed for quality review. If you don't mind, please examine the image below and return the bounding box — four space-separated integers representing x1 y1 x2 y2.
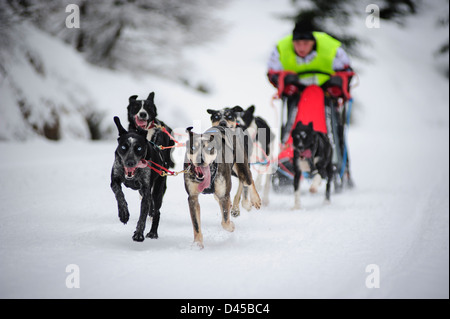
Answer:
299 149 312 158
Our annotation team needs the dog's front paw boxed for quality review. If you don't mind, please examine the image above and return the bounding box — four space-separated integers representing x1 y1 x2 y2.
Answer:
132 231 145 242
309 174 322 193
191 241 204 250
118 207 130 224
146 231 158 239
249 185 262 210
251 194 262 210
242 199 252 212
231 207 240 217
222 220 235 232
309 185 318 193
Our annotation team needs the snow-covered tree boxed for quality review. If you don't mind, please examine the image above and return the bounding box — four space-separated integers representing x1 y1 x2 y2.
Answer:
0 0 226 141
20 0 226 75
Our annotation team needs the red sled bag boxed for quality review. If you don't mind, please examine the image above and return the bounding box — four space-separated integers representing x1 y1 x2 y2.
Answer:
285 84 327 145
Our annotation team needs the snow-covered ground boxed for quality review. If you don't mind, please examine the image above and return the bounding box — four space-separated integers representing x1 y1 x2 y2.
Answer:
0 0 448 299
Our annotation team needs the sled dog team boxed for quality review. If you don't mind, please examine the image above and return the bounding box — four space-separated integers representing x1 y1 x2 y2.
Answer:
111 92 333 248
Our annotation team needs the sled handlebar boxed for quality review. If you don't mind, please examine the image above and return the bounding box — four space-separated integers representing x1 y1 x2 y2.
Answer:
286 70 355 87
292 70 356 99
274 70 356 99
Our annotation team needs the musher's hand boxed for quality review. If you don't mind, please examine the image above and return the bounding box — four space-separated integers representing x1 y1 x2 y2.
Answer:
283 84 298 96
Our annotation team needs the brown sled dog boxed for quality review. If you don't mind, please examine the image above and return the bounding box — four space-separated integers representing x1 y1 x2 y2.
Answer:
183 126 261 249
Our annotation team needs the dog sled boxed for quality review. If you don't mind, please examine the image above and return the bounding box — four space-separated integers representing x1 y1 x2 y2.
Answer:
271 70 356 193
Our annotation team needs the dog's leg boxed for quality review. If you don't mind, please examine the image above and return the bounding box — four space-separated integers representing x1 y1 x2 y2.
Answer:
293 165 302 210
133 188 151 242
146 194 160 239
309 157 322 194
241 186 252 211
231 181 243 217
262 173 271 207
248 183 261 210
147 210 160 239
235 163 261 210
188 194 204 249
146 178 166 239
248 182 260 209
324 163 333 204
346 157 354 188
217 194 235 232
255 173 262 192
261 146 275 207
111 178 130 224
310 173 322 194
292 155 302 210
253 173 264 207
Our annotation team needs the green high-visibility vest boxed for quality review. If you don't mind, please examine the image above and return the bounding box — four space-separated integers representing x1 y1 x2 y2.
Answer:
277 32 341 85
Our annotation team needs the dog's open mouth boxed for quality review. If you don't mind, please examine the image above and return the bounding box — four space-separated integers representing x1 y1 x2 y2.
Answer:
124 160 147 179
194 165 211 192
124 166 137 179
134 115 148 130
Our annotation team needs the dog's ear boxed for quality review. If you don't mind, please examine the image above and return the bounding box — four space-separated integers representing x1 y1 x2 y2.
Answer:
206 109 216 115
186 127 195 148
186 126 194 134
247 105 255 115
307 122 314 130
129 95 138 103
232 105 244 113
114 116 128 136
147 92 158 117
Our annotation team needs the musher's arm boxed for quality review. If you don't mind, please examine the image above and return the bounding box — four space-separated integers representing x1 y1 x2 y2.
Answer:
266 45 352 87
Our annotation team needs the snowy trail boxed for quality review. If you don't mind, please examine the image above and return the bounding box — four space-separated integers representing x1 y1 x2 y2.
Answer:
0 129 446 298
0 0 448 299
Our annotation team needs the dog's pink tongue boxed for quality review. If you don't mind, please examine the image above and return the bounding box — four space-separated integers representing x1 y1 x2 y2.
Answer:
300 149 312 158
137 160 148 168
197 166 211 193
134 115 147 129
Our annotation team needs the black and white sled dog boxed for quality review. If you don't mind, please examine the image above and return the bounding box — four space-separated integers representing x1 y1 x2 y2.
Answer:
110 117 169 242
207 106 254 216
291 121 334 209
184 126 261 249
237 105 276 207
127 92 175 168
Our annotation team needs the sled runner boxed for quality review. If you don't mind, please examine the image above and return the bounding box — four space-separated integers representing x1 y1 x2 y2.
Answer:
272 70 355 192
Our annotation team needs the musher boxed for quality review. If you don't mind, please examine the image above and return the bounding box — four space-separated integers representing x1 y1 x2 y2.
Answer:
267 20 352 142
267 20 354 187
